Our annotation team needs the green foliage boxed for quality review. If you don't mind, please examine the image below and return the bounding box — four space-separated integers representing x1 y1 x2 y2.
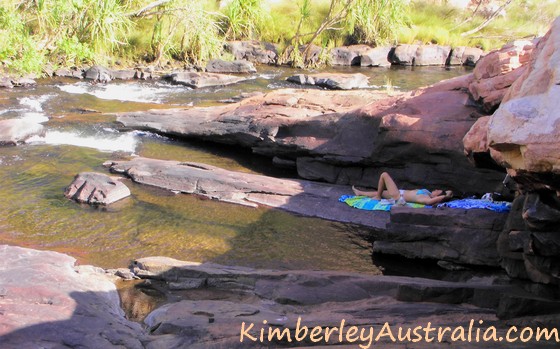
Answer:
222 0 270 40
56 36 95 66
346 0 410 45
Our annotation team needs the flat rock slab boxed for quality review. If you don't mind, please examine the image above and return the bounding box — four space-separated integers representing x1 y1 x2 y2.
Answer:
107 157 389 230
0 118 44 145
132 257 559 349
287 73 369 90
0 245 144 348
164 71 248 88
64 172 131 205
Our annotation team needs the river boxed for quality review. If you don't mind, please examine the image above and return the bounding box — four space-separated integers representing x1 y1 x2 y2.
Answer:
0 65 470 272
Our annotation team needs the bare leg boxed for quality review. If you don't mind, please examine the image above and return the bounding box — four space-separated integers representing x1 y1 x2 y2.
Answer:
352 186 378 197
377 172 400 200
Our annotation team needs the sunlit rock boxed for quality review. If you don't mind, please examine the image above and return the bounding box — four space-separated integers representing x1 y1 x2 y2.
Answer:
64 172 131 205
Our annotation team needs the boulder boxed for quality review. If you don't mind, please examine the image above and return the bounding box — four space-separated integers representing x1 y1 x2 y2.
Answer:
164 71 247 88
64 172 131 205
225 40 279 64
0 118 44 145
286 73 369 90
54 67 85 79
84 65 113 82
390 44 451 66
11 77 36 87
115 76 506 193
360 46 393 67
205 59 257 73
111 69 138 80
0 245 144 348
487 20 560 175
448 46 485 66
468 39 536 112
330 45 372 66
0 76 13 88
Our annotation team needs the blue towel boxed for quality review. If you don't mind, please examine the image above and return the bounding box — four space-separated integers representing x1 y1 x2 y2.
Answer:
339 195 427 211
437 199 511 212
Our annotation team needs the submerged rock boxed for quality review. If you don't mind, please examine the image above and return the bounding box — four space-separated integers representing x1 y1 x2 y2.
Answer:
64 172 131 205
0 118 44 145
286 72 369 90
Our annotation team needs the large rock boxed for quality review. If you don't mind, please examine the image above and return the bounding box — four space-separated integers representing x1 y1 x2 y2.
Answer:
390 44 451 66
225 40 279 64
468 39 536 112
84 65 113 82
116 77 506 194
164 71 247 88
64 172 131 205
487 20 560 175
205 59 257 74
286 73 369 90
330 45 373 66
448 46 484 66
0 245 144 348
132 256 559 348
0 118 44 145
360 46 393 67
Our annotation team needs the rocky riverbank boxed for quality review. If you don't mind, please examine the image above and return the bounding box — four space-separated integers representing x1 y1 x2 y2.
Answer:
1 245 559 349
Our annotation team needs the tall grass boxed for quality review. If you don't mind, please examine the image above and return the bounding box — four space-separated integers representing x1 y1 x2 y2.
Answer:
222 0 270 40
346 0 410 45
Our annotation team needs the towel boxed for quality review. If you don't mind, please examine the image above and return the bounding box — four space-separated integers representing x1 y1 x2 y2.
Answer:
437 198 511 212
339 195 427 211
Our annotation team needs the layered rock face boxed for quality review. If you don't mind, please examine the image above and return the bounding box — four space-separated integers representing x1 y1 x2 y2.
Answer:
116 77 506 194
465 17 560 286
468 39 535 113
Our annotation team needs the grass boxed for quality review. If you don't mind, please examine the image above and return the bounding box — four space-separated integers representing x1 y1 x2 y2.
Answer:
0 0 558 74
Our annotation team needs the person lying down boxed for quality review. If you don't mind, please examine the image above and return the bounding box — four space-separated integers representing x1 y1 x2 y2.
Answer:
352 172 453 206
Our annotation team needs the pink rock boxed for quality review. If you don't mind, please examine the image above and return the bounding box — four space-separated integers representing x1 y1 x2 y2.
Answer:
487 17 560 174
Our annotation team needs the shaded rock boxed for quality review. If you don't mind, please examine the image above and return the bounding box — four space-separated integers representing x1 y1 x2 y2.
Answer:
330 45 372 66
133 256 558 349
84 65 113 82
11 77 36 87
164 71 247 88
0 245 144 348
205 59 257 73
283 44 323 66
360 46 393 67
226 40 279 64
286 73 369 90
468 39 535 112
0 118 44 145
64 172 131 205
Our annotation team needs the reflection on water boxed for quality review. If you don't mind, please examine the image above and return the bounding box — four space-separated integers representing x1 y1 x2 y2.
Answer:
0 65 471 273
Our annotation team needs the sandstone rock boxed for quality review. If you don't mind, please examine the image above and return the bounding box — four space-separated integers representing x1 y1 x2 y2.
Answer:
111 69 138 80
330 45 372 66
205 59 257 73
225 40 279 64
54 67 85 79
64 172 131 205
84 65 113 82
463 115 490 158
115 77 506 194
487 20 560 175
360 46 393 67
448 46 484 66
390 44 451 66
286 73 369 90
0 245 144 348
0 118 44 145
468 39 536 112
11 77 36 87
164 71 247 88
0 76 13 88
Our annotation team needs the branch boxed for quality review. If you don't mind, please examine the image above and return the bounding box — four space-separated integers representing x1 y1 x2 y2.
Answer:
460 0 513 37
128 0 173 17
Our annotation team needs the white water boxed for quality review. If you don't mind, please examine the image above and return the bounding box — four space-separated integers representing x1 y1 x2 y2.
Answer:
57 82 188 104
27 130 140 153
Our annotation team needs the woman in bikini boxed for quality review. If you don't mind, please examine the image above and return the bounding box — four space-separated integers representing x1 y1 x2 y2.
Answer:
352 172 453 205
